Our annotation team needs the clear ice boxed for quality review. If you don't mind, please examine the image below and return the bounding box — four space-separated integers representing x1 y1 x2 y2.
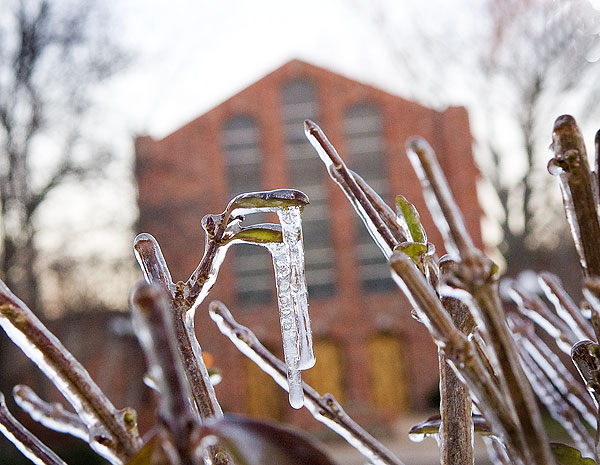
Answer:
265 206 315 409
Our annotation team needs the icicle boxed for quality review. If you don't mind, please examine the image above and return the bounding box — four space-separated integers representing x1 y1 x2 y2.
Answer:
268 240 305 409
276 206 315 370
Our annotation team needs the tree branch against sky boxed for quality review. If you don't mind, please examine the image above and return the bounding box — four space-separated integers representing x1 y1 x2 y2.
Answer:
354 0 600 269
0 0 128 313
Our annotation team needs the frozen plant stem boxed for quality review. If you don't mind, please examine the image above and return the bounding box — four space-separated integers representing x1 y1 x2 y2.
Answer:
438 297 474 465
134 235 223 421
548 115 600 277
0 392 67 465
304 119 401 256
0 282 140 463
389 253 524 465
406 137 554 465
209 300 404 465
13 385 88 441
131 283 197 465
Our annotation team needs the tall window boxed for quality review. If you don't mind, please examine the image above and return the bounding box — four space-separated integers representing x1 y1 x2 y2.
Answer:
367 333 408 413
344 103 395 292
222 115 273 304
282 79 335 298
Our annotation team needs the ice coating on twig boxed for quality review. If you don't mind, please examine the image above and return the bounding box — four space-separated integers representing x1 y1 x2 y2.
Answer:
304 119 396 257
548 115 600 277
0 392 67 465
0 280 140 463
13 385 88 441
538 272 594 342
405 137 474 258
209 301 405 465
134 233 175 292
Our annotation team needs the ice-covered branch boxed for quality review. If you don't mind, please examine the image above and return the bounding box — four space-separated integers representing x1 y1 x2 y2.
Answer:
406 136 553 465
438 297 474 465
134 232 224 422
506 282 578 354
405 137 474 258
133 233 175 294
131 283 205 465
389 253 525 463
13 385 87 441
0 281 140 463
305 119 401 257
539 272 594 341
510 318 595 454
548 114 600 277
209 300 405 465
0 392 67 465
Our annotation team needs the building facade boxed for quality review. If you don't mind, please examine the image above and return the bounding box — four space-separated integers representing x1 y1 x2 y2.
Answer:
135 60 482 428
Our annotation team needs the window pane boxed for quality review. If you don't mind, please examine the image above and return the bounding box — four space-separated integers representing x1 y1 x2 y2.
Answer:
344 104 394 292
282 79 336 298
223 115 273 304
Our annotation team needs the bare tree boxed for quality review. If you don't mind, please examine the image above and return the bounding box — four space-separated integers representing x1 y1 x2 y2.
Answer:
0 0 127 312
356 0 600 273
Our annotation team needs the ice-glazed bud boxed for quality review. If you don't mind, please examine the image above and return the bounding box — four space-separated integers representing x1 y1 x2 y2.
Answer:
395 195 426 244
550 115 587 167
227 189 309 215
227 224 283 245
133 233 174 292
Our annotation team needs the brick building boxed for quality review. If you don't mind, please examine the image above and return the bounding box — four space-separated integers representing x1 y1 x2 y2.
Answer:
134 59 482 428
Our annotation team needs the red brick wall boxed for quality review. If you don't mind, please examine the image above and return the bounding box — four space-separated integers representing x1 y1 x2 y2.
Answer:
135 60 482 428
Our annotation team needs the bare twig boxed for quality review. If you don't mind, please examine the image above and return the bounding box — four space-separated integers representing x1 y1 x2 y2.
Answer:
438 297 474 465
0 281 140 463
305 119 400 256
209 300 404 465
0 392 67 465
13 385 87 441
549 115 600 277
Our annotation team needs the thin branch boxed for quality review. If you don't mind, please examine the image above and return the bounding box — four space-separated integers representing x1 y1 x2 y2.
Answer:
549 114 600 277
130 283 197 465
209 300 404 465
406 137 553 465
539 272 594 341
405 137 475 258
0 391 67 465
13 384 87 441
0 281 141 462
438 297 474 465
305 120 400 256
389 253 525 464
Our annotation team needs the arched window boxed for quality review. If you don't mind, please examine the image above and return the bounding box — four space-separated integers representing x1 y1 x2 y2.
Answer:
344 103 395 292
222 115 273 304
282 79 335 298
